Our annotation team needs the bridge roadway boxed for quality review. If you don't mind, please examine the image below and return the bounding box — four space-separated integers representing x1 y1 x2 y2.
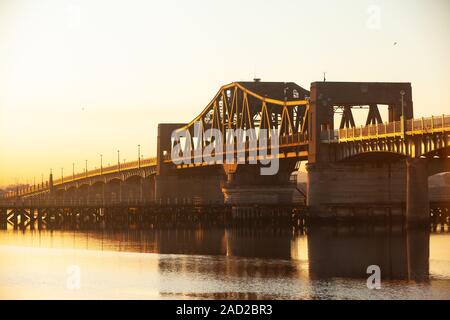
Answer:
1 81 449 226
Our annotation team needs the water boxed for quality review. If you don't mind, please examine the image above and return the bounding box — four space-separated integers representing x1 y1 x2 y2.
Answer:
0 225 449 300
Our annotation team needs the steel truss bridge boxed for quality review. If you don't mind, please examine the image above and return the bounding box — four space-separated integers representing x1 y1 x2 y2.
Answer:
1 81 449 225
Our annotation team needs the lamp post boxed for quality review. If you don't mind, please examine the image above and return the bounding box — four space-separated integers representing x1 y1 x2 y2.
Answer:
72 163 75 181
85 160 88 178
138 144 141 168
61 168 64 184
400 90 406 138
117 150 120 172
100 154 104 204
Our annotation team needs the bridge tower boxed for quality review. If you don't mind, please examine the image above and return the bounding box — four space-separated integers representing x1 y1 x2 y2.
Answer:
155 123 225 204
308 81 413 164
306 82 419 221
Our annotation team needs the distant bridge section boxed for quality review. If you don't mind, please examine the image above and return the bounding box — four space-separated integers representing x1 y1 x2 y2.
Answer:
2 158 157 203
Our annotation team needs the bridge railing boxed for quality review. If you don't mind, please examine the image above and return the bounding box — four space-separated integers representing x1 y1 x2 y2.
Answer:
409 115 450 131
0 198 159 207
322 114 450 142
53 158 156 185
52 157 157 186
0 197 227 207
1 185 49 200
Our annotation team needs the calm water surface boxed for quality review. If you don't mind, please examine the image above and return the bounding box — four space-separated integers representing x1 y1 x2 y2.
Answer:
0 225 449 299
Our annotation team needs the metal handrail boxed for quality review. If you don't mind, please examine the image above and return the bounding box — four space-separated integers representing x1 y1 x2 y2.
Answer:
322 114 450 142
0 199 157 207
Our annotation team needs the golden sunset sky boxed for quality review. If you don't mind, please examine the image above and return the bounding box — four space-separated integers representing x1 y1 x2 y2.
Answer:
0 0 449 187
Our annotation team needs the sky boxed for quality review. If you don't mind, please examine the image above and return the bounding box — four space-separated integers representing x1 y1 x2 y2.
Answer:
0 0 449 187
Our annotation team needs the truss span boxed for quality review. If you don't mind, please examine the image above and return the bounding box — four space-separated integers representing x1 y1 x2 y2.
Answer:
178 81 310 138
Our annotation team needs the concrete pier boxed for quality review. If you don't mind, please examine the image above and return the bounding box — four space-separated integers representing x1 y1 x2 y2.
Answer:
222 160 297 205
406 158 429 226
306 160 406 216
155 170 224 205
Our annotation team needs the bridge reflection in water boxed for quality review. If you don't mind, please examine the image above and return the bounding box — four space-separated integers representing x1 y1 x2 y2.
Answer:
1 221 445 299
1 216 447 280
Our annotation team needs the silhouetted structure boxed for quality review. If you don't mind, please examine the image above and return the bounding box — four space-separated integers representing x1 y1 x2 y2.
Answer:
2 81 449 227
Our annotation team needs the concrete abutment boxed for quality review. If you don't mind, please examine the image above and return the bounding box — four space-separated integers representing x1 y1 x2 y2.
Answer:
306 160 407 218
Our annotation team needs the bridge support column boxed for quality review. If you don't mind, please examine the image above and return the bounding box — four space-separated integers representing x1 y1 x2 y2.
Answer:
306 161 407 217
74 187 78 204
407 228 429 281
406 158 429 227
155 169 225 205
222 160 297 205
119 181 123 203
102 183 105 205
143 176 155 203
0 209 7 230
86 186 90 204
154 122 224 204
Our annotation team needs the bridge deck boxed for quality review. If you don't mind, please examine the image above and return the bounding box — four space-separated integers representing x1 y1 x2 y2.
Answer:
2 114 449 200
323 115 450 142
2 157 157 200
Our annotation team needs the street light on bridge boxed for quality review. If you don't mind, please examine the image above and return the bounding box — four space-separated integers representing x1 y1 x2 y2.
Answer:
117 150 120 172
138 144 141 168
85 160 88 178
400 90 406 138
100 154 103 175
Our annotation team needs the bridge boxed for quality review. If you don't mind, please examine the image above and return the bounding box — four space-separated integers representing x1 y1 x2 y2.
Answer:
2 157 158 204
1 81 449 226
